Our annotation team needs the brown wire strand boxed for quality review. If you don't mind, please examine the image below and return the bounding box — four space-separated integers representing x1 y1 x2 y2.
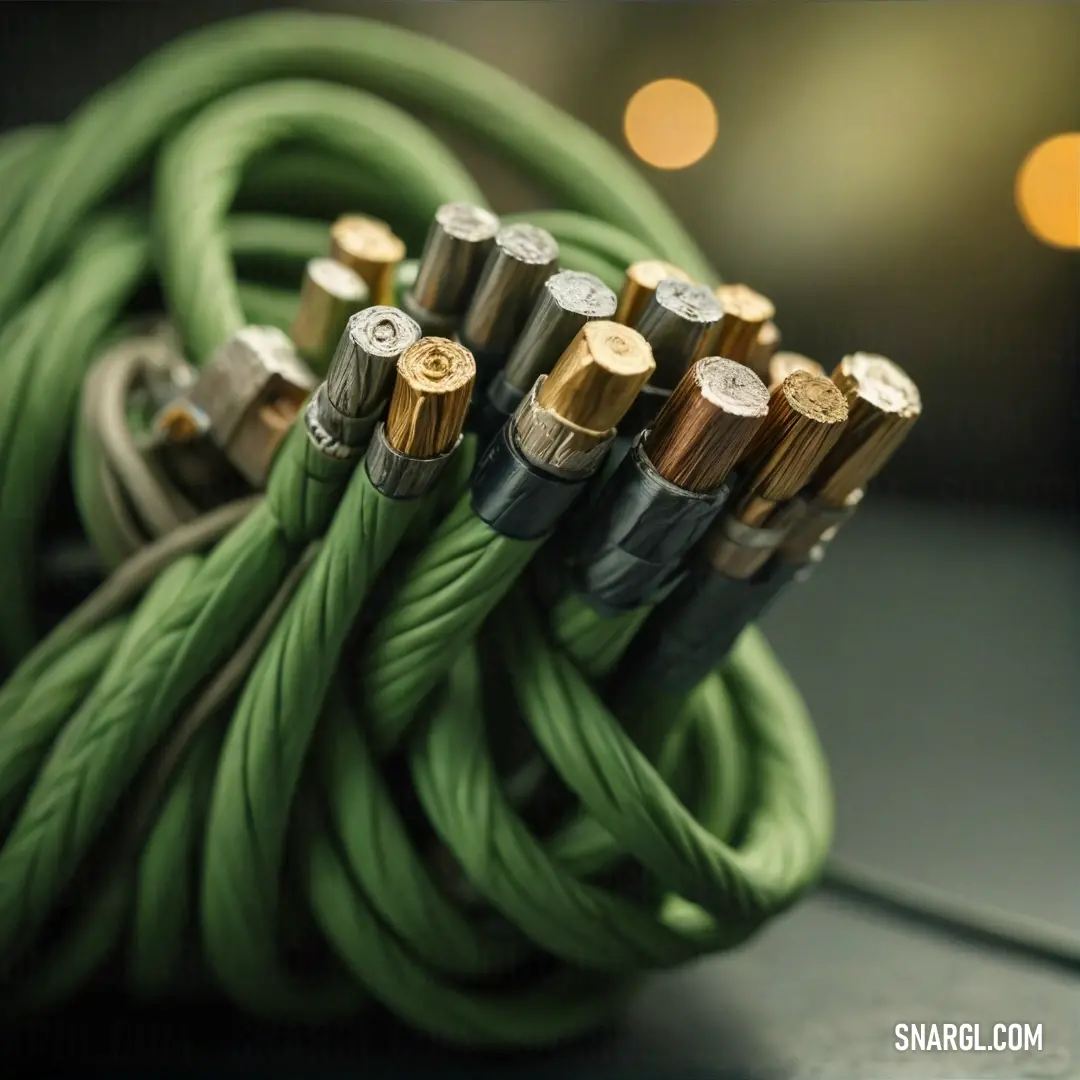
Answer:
741 370 849 504
815 352 922 505
644 357 769 493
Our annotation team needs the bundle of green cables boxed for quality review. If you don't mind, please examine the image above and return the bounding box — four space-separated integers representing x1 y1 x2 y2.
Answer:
0 11 834 1045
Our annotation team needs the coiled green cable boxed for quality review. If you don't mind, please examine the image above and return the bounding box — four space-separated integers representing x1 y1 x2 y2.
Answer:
0 11 835 1044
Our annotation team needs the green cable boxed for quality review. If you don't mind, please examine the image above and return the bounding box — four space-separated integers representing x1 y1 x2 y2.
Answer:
201 464 447 1017
357 494 544 755
154 78 484 363
0 128 55 244
0 216 150 664
0 12 865 1044
0 11 711 327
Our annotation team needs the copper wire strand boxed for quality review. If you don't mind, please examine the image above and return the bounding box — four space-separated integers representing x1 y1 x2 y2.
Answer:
536 320 654 434
712 284 775 366
645 356 769 493
329 214 407 306
740 369 849 506
746 319 781 378
767 351 825 391
385 337 476 458
814 352 922 506
614 260 693 327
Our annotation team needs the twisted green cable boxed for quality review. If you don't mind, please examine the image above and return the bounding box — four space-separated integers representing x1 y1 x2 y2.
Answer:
154 79 484 363
201 465 444 1017
0 11 712 327
0 11 835 1045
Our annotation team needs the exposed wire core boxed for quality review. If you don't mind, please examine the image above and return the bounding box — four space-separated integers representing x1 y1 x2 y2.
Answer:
460 222 559 355
385 337 476 457
502 270 617 394
326 306 422 421
743 370 849 505
409 202 500 317
634 278 723 390
537 321 655 434
778 354 921 560
706 371 848 578
329 214 407 306
289 258 369 372
614 259 692 327
712 284 775 367
816 352 922 505
645 356 769 493
768 351 825 391
514 322 654 476
747 319 781 378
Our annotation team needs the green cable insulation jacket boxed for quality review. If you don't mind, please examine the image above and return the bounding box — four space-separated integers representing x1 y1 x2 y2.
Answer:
495 598 833 922
154 79 484 365
0 128 55 243
356 494 544 756
26 542 311 1008
200 464 446 1018
0 216 150 665
0 498 259 723
227 213 331 276
0 622 126 835
411 649 741 973
305 698 636 1048
548 592 655 681
311 684 529 982
136 449 479 1009
0 556 200 999
0 432 353 970
236 149 438 245
0 11 712 327
542 672 752 882
486 584 754 884
0 501 257 849
10 544 320 1012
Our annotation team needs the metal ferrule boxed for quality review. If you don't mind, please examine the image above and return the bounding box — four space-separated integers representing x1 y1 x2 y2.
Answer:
305 383 382 460
569 433 732 615
722 516 790 550
162 325 316 488
364 423 460 499
470 421 592 541
511 376 612 480
792 492 860 528
624 557 801 695
634 280 723 391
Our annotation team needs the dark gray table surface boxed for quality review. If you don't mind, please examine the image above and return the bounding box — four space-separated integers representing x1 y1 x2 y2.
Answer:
12 497 1080 1079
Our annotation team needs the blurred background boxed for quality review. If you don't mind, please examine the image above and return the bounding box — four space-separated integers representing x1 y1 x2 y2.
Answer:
1 4 1077 1077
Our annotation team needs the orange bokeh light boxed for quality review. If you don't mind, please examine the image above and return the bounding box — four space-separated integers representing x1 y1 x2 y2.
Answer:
1016 133 1080 249
624 79 718 171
